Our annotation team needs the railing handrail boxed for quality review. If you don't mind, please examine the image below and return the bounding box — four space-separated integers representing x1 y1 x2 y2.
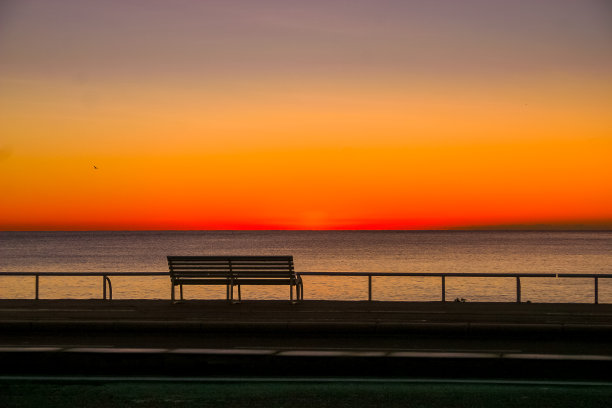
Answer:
298 272 612 278
0 272 168 276
2 272 611 278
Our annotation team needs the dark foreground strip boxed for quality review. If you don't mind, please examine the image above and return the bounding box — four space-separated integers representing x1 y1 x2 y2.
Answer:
2 377 612 408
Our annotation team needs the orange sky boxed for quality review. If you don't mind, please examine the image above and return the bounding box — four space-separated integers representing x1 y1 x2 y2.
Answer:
1 0 611 230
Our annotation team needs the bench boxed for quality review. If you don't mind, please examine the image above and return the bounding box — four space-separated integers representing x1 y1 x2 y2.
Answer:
167 255 303 302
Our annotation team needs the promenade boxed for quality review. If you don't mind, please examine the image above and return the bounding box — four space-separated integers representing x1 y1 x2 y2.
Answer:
2 299 612 380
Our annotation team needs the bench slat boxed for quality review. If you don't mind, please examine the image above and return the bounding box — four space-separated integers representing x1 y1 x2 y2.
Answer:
232 279 293 285
172 273 230 277
170 266 292 269
174 279 231 284
168 256 292 261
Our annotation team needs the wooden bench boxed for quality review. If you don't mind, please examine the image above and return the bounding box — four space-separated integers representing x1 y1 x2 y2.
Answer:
167 255 303 302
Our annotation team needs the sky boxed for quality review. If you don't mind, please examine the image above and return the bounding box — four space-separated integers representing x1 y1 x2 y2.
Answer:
1 0 611 230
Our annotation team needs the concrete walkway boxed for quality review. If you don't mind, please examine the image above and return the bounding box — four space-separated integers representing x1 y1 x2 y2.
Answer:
2 299 612 332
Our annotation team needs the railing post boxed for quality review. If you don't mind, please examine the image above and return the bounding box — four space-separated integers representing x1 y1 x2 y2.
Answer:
102 276 112 300
35 274 39 300
368 275 372 301
516 277 521 303
595 277 599 304
441 275 446 302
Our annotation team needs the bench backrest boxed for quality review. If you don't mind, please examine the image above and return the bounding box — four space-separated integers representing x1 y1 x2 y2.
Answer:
167 256 295 280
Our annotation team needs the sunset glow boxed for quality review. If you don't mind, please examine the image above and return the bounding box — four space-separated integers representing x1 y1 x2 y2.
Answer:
1 0 611 230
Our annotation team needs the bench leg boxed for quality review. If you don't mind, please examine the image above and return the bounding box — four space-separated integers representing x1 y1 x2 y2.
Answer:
171 283 175 301
230 285 241 304
180 284 184 300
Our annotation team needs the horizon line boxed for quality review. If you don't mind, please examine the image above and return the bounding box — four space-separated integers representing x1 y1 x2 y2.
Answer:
2 228 611 233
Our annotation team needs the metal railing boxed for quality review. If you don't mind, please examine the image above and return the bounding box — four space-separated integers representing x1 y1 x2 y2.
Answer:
1 271 611 303
297 272 612 304
0 272 167 300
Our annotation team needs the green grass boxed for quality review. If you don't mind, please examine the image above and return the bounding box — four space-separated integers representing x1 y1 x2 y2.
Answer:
2 380 612 408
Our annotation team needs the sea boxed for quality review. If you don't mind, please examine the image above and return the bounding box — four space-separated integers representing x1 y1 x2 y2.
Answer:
1 231 611 303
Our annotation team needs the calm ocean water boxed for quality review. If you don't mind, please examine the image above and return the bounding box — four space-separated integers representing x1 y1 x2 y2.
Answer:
1 231 611 303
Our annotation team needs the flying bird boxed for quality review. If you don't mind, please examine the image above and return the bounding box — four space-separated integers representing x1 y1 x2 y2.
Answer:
93 165 98 170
